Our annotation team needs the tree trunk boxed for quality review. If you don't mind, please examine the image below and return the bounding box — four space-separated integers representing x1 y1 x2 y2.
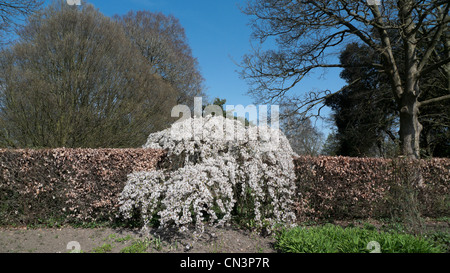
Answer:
398 0 422 160
399 92 423 159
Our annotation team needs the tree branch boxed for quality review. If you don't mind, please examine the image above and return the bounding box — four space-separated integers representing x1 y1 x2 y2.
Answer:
419 94 450 107
420 57 450 77
308 1 380 52
287 77 363 118
417 3 450 73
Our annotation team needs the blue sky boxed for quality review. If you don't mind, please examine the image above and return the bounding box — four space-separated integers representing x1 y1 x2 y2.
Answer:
88 0 260 106
46 0 348 136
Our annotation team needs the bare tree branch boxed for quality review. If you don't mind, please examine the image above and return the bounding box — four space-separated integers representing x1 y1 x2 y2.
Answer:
420 57 450 77
417 3 450 73
0 0 43 43
419 94 450 107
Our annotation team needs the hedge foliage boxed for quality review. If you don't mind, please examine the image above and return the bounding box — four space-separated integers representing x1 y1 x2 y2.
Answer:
294 156 450 221
0 148 165 226
0 149 448 226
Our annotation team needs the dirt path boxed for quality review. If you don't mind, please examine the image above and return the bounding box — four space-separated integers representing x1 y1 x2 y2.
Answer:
0 225 277 253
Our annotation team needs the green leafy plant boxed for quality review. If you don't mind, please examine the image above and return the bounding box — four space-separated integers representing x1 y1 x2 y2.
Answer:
425 231 450 253
114 235 134 243
119 239 151 253
275 224 444 253
91 243 113 253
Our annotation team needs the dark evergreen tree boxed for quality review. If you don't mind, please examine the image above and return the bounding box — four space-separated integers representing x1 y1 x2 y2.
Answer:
326 41 449 158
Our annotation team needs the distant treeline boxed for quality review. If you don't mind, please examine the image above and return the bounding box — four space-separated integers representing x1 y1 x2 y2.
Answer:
0 1 205 148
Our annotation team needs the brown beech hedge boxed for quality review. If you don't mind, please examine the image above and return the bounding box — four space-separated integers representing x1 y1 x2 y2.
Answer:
0 149 448 226
294 156 449 222
0 148 165 226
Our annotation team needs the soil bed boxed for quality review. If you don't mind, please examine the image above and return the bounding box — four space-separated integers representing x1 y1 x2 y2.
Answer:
0 225 276 253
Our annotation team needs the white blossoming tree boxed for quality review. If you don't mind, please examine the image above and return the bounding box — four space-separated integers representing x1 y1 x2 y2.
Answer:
118 115 298 234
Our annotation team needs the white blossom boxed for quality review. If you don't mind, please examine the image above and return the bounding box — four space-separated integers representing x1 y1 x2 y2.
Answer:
118 115 297 234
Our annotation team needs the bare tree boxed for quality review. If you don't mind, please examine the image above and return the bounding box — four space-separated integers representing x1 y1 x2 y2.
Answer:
114 11 205 109
280 104 324 155
241 0 450 159
283 118 324 156
0 1 178 148
0 0 43 44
